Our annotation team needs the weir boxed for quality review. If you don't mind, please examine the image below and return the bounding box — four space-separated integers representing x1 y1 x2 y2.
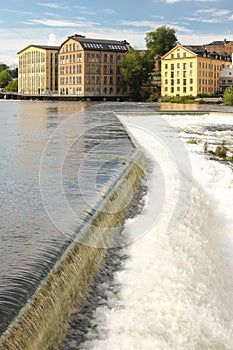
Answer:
0 145 147 350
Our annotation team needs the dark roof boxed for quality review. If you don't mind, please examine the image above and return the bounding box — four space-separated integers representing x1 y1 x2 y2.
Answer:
205 40 230 46
184 45 205 52
70 36 129 52
18 44 60 54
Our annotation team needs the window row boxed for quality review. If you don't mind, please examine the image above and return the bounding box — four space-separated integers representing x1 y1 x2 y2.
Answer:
165 70 193 78
164 78 193 85
60 54 82 64
60 75 114 85
164 62 193 70
60 65 82 75
164 86 193 93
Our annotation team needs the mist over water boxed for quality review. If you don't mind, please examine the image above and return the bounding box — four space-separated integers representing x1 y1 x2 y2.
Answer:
62 111 233 350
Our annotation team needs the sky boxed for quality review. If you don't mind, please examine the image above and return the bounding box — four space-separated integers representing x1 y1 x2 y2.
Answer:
0 0 233 65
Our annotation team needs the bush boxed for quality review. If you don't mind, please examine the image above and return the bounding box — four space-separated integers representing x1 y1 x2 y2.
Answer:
147 93 159 102
223 87 233 106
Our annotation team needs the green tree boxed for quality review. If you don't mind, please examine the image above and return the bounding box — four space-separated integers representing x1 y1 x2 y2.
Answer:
0 63 9 72
5 79 18 92
0 70 11 88
145 26 178 70
223 86 233 106
119 48 154 100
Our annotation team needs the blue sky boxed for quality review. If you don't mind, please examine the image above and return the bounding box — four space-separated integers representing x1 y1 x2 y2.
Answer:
0 0 233 65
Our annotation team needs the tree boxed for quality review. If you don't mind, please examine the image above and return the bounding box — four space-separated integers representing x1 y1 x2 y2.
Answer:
0 70 11 88
119 48 154 100
5 79 18 92
145 26 178 70
223 86 233 106
0 63 9 73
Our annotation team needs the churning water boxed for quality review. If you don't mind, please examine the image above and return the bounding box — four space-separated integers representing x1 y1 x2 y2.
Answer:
61 110 233 350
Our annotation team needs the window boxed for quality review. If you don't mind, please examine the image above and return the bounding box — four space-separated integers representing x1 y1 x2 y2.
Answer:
171 54 174 59
190 78 193 84
171 64 174 70
183 79 186 85
177 79 180 84
183 52 186 58
165 64 168 69
190 70 193 76
183 71 186 77
190 62 193 68
183 63 187 70
177 71 180 77
177 63 180 69
165 72 168 77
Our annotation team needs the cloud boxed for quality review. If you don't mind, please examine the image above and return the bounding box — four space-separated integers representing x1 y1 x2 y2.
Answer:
27 18 98 27
157 0 218 3
117 19 192 34
37 2 65 9
3 9 33 15
102 9 115 15
185 7 233 24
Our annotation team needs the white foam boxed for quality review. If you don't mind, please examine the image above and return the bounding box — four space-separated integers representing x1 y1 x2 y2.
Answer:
80 113 233 350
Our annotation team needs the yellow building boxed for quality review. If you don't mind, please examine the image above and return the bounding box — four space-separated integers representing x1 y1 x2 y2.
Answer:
58 34 129 96
161 44 232 97
18 45 59 95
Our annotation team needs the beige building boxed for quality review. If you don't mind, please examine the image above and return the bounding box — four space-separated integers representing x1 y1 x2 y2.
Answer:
18 45 59 95
205 39 233 56
161 44 232 97
58 34 129 96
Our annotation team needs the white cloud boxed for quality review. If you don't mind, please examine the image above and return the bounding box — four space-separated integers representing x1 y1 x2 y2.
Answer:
28 18 98 27
185 7 233 24
158 0 218 3
47 33 57 45
102 9 115 15
117 19 192 34
37 2 65 9
3 9 33 15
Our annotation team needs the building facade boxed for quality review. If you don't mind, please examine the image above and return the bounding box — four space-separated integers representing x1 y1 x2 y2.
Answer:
18 45 59 95
161 44 232 97
58 34 129 96
204 39 233 56
219 65 233 93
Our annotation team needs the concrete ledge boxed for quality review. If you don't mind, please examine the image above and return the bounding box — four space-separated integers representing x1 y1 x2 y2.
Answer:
0 149 147 350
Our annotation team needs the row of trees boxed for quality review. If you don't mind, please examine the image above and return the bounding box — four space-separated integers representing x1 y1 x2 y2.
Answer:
0 63 18 92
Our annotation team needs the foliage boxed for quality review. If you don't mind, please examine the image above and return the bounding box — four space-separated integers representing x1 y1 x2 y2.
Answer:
223 86 233 106
119 48 154 100
160 96 195 104
147 93 159 102
0 63 9 72
145 26 178 71
5 79 18 92
187 138 198 144
0 70 11 88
